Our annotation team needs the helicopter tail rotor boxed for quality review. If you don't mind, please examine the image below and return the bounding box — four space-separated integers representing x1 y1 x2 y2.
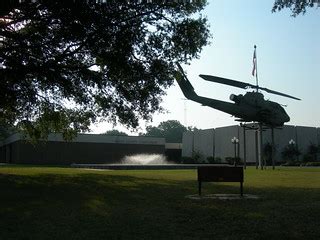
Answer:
175 63 198 101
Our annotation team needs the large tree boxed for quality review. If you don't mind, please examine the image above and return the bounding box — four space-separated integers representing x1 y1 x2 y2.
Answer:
103 129 128 136
141 120 196 143
272 0 319 16
0 0 210 140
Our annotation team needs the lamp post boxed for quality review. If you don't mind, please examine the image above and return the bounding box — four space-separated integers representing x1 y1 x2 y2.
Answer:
289 139 297 162
231 137 239 166
289 139 295 145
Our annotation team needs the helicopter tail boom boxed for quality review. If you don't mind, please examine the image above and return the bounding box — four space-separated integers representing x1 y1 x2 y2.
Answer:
175 63 246 116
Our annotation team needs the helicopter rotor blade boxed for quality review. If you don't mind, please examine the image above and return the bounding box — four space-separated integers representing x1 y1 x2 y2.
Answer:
199 74 256 89
258 87 301 100
199 74 301 101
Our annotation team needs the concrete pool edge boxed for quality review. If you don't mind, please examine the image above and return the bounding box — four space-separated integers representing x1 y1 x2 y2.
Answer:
71 163 234 170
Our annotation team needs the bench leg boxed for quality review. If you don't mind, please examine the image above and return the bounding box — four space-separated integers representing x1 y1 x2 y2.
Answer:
198 181 202 196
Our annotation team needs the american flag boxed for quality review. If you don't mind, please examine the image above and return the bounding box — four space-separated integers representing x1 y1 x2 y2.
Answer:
252 46 256 76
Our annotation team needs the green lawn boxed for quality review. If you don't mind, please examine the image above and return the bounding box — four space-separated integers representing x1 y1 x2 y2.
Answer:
0 166 319 240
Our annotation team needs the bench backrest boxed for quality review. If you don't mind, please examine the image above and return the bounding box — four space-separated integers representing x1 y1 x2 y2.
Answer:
197 166 243 182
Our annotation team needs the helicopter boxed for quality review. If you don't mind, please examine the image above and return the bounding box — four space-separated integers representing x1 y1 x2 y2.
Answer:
175 63 301 127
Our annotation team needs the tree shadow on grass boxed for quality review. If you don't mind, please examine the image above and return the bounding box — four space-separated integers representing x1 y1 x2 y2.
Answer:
0 172 319 240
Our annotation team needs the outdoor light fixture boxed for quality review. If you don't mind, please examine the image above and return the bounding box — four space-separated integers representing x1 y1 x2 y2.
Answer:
231 137 239 166
231 137 239 144
289 139 295 145
288 139 299 161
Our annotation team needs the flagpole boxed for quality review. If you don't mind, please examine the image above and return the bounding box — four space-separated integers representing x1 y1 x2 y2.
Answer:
254 45 259 90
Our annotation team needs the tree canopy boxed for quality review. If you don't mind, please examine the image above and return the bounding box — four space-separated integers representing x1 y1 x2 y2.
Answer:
0 0 210 140
272 0 319 16
141 120 196 143
103 129 128 136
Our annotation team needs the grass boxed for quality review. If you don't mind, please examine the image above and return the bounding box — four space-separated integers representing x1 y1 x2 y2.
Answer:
0 166 320 240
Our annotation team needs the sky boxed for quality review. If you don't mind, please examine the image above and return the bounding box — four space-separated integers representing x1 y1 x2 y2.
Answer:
90 0 320 134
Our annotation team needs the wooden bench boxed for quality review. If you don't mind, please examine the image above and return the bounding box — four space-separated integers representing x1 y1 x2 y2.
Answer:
197 166 244 196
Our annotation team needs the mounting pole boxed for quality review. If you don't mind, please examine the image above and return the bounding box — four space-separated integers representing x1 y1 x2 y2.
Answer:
181 98 188 126
255 129 259 169
258 123 263 170
243 126 247 170
271 128 275 170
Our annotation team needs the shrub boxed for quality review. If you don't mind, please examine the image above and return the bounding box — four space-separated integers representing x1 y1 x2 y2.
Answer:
281 144 301 163
206 156 215 164
263 142 277 166
305 162 320 167
181 150 206 164
225 157 242 165
181 157 196 164
192 150 204 163
206 157 222 164
303 154 315 163
281 161 302 166
303 144 320 162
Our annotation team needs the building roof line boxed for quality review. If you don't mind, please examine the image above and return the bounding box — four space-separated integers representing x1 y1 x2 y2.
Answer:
1 133 165 146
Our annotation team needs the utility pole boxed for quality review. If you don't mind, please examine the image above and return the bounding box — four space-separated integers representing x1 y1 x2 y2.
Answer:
181 98 188 126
